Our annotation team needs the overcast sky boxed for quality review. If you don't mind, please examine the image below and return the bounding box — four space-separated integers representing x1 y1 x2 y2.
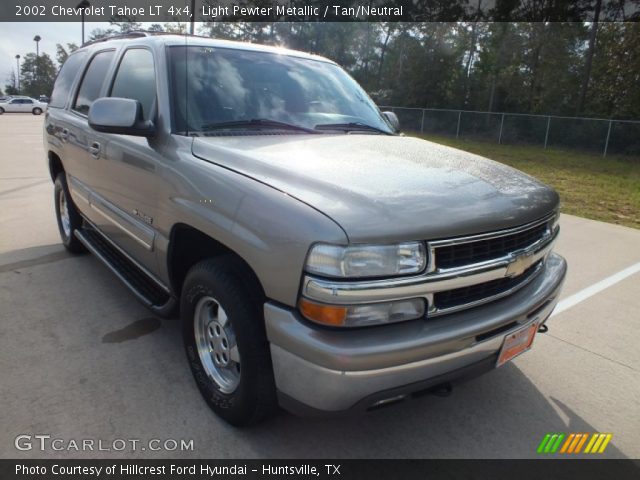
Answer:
0 21 197 91
0 22 109 88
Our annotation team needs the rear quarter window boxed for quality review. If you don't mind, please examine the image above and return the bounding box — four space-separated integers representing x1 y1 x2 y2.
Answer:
49 51 87 109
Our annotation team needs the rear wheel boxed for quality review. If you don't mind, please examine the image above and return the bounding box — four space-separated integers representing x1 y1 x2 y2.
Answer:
32 107 43 115
54 173 86 253
181 257 277 426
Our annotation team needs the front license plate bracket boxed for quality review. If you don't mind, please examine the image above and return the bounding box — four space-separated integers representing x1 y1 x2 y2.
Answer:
496 321 539 367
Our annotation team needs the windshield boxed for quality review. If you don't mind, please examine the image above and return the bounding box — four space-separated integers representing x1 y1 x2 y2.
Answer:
167 45 393 135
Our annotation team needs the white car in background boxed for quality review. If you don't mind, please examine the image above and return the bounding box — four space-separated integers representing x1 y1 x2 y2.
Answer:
0 97 46 115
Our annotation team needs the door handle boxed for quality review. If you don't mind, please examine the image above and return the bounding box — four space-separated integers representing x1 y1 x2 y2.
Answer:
60 128 69 141
88 141 101 159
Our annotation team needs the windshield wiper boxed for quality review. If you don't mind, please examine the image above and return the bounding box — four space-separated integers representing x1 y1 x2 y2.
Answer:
314 122 393 135
200 119 317 133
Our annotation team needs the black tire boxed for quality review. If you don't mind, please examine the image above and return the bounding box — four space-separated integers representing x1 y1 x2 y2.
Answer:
33 107 43 115
0 107 4 114
54 173 86 253
181 256 278 426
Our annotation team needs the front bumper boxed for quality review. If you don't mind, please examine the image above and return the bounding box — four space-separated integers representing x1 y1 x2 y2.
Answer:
264 253 567 414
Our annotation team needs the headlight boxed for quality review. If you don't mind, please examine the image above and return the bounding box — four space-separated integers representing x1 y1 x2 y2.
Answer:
305 242 427 278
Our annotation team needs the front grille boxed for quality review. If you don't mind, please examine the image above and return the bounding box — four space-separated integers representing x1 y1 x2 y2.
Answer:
434 261 542 311
301 214 557 321
435 222 548 270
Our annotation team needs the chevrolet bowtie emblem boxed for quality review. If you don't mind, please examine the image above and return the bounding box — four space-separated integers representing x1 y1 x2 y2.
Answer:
505 251 534 277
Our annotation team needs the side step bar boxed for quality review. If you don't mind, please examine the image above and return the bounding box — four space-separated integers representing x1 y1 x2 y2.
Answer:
75 227 177 317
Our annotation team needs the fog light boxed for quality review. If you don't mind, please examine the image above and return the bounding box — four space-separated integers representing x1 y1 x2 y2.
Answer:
299 297 425 327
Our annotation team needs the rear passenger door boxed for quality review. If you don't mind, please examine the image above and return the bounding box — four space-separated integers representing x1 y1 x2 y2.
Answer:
88 47 161 276
65 49 116 229
21 99 34 112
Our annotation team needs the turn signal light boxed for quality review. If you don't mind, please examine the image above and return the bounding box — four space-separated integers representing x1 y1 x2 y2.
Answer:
298 298 347 326
298 297 425 327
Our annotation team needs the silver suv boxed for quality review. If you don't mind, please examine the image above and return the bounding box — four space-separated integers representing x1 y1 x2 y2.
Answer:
44 32 566 426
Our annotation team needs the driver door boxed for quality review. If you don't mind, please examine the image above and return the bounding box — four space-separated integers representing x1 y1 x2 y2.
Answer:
6 99 21 112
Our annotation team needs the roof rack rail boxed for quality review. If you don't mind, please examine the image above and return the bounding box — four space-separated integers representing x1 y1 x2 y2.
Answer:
81 30 211 47
82 31 149 47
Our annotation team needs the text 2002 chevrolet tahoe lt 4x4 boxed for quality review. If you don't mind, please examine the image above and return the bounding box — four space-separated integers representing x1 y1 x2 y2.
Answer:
44 33 566 426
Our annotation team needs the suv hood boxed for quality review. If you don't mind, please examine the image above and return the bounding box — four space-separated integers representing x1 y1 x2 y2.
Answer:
192 135 558 242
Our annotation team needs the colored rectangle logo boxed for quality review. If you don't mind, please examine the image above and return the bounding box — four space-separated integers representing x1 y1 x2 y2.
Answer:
537 433 612 454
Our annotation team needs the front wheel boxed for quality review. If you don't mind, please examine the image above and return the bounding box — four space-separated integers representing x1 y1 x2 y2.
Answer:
181 257 277 426
0 107 4 114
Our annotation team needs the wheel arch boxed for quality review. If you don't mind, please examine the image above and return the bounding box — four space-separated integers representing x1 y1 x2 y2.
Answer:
48 151 64 182
167 223 266 300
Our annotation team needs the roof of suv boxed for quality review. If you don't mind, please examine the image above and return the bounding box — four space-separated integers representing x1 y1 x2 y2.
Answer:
80 31 335 64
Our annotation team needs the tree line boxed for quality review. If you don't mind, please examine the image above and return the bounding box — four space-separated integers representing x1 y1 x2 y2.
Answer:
4 43 76 98
200 21 639 119
4 19 639 120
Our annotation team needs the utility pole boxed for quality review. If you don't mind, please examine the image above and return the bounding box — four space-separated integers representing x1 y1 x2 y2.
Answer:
15 55 20 94
78 0 91 44
190 0 195 35
34 35 41 93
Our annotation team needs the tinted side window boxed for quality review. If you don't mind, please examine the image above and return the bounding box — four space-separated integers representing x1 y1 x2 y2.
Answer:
73 50 115 115
110 49 156 121
24 99 33 104
49 51 87 108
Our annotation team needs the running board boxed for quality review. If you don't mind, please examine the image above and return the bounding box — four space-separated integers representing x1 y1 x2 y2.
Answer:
75 227 176 316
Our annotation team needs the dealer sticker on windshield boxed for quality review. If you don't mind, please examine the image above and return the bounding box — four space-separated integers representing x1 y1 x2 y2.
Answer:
496 321 539 367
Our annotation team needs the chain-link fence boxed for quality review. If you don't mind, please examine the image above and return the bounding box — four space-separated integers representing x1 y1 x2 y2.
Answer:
381 107 640 157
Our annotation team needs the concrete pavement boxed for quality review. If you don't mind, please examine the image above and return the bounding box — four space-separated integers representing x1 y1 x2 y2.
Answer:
1 115 638 459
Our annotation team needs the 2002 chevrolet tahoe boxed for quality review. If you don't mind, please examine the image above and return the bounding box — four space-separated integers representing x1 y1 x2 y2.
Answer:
44 32 567 426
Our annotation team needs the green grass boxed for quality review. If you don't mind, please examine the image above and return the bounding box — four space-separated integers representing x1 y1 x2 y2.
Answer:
413 134 640 229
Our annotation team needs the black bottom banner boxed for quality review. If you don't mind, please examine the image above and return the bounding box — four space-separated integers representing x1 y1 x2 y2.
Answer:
1 459 639 480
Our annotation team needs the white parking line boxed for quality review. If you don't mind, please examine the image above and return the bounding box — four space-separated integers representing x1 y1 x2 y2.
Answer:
551 262 640 317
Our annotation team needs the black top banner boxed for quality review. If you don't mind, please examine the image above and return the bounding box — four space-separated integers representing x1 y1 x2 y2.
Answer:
2 0 639 23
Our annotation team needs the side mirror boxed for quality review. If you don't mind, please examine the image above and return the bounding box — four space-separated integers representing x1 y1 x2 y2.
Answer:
382 111 400 132
88 97 155 137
